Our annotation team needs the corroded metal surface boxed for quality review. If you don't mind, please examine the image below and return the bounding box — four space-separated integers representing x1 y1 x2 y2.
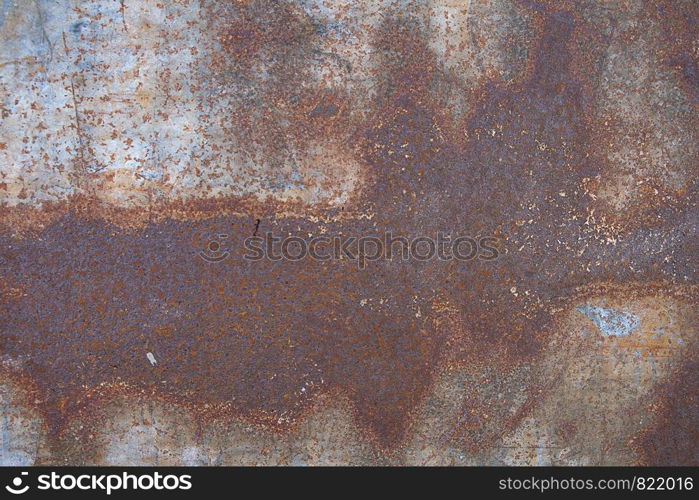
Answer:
0 0 697 465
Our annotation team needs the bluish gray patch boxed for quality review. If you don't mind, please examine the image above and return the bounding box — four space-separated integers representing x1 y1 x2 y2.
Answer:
70 20 87 35
139 169 163 181
0 413 34 466
574 304 640 337
0 0 11 29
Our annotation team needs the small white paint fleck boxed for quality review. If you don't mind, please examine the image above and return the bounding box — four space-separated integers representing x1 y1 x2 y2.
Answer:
146 352 157 366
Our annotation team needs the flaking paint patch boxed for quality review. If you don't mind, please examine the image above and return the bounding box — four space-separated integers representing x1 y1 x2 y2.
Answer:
0 380 49 465
92 398 204 466
0 0 367 220
579 0 698 223
427 0 534 95
0 1 78 207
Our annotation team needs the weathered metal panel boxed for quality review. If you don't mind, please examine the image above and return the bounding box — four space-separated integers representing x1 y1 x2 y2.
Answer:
0 0 697 465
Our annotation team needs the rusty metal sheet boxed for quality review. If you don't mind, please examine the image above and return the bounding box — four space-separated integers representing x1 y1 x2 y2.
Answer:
0 0 697 465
